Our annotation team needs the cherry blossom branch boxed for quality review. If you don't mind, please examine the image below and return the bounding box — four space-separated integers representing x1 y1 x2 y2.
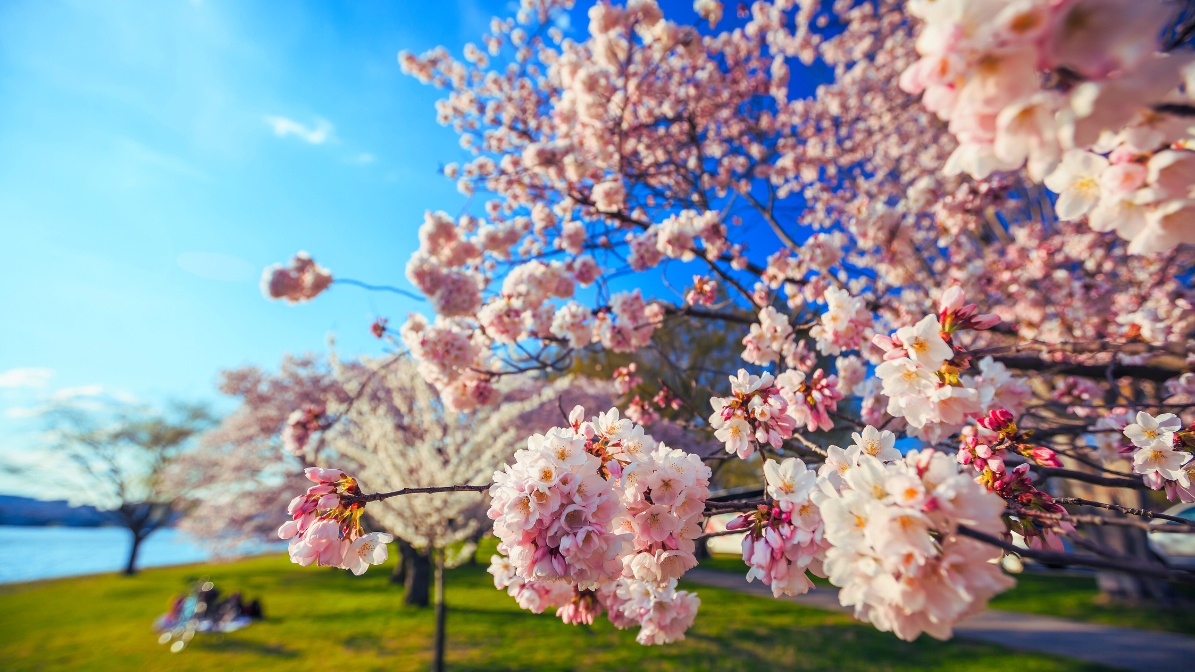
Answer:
994 355 1181 383
1033 466 1145 489
788 432 829 457
662 304 754 325
956 525 1195 585
333 278 426 301
1008 508 1192 533
696 528 750 540
1055 497 1195 527
341 484 490 504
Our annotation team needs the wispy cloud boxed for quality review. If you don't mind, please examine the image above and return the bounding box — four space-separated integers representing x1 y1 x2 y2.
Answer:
0 368 54 389
353 152 376 165
50 385 106 401
4 384 139 420
263 115 334 145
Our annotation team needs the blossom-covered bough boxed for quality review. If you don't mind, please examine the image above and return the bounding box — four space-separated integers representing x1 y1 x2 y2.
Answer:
262 0 1195 647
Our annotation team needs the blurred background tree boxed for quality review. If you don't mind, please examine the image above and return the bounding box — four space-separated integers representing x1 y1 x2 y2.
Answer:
43 402 213 574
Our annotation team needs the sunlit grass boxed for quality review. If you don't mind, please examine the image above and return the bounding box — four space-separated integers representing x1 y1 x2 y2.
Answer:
703 552 1195 635
0 546 1113 671
989 570 1195 635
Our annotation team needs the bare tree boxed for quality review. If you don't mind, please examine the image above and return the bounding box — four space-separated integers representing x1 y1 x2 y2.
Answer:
45 402 213 575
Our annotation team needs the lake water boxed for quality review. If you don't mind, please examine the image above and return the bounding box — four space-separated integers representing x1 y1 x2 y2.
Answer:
0 526 281 584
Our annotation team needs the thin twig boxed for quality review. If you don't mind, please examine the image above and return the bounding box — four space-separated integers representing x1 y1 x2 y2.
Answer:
1034 467 1143 489
1055 497 1195 527
333 278 426 301
343 484 490 504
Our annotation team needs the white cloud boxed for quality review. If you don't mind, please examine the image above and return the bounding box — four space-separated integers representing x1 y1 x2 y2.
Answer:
263 115 334 144
3 384 139 420
0 368 54 389
353 152 375 164
51 385 106 401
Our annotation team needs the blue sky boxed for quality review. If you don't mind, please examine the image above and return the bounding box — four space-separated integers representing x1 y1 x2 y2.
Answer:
0 0 821 501
0 0 545 497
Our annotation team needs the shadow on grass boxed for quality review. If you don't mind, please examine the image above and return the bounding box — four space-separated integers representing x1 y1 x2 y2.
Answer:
194 638 300 658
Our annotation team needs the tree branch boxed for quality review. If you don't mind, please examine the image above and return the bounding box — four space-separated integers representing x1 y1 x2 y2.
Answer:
1056 497 1195 527
342 484 491 504
956 525 1195 585
994 355 1181 383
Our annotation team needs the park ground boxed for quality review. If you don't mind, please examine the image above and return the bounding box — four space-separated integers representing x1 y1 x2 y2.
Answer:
1 542 1192 671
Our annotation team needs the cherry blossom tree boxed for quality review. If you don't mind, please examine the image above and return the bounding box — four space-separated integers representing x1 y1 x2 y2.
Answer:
263 0 1195 646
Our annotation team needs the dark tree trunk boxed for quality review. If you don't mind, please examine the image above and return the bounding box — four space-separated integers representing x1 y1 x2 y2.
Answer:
433 549 446 672
390 539 409 585
1090 490 1175 604
694 533 710 561
403 544 431 607
124 531 144 575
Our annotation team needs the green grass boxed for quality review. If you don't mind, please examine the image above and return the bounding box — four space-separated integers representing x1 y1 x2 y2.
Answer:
0 546 1112 672
702 553 1195 635
989 570 1195 635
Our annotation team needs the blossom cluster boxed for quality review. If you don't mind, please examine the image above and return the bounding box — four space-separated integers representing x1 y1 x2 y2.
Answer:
1123 411 1195 501
278 468 393 575
958 409 1062 477
617 443 711 583
957 410 1070 549
488 553 575 614
709 370 797 459
603 576 701 645
261 252 333 303
810 287 874 356
776 367 844 434
813 448 1014 641
685 275 719 307
901 0 1195 253
874 288 1002 440
488 424 625 587
731 457 827 598
281 404 325 456
487 406 709 645
399 314 496 412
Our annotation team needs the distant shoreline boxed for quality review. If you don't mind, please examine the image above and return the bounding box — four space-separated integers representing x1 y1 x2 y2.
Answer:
0 526 284 585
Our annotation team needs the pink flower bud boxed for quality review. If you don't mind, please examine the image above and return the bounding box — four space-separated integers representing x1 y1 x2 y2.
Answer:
1030 447 1062 468
939 286 965 314
987 457 1005 473
1144 472 1165 490
305 467 345 484
278 520 299 539
970 313 1001 330
725 514 753 531
871 334 897 351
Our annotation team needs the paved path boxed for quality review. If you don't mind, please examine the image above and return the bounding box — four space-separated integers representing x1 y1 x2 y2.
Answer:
685 568 1195 672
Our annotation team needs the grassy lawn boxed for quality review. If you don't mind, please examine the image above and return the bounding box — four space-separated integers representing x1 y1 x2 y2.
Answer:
702 553 1195 635
0 546 1113 672
988 571 1195 635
